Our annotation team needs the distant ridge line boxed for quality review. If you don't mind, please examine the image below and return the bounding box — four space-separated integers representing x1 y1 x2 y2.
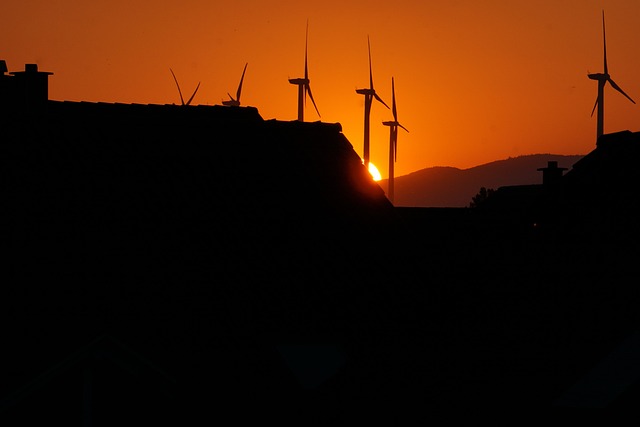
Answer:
382 154 584 208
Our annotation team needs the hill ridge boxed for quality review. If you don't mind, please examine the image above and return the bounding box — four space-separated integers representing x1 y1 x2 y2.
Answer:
382 153 584 207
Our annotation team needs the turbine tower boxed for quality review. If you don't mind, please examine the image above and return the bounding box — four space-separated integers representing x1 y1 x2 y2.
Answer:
356 36 389 169
588 10 635 141
222 62 248 107
288 21 320 121
170 68 200 106
382 77 409 204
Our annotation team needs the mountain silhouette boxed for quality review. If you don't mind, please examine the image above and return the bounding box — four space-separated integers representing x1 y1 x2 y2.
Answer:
381 154 584 207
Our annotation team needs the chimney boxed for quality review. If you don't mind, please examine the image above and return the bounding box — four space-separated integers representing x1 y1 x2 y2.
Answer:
0 60 12 109
9 63 53 108
537 161 567 186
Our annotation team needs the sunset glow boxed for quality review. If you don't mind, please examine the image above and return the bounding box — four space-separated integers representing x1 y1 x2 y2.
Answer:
4 1 640 178
368 162 382 181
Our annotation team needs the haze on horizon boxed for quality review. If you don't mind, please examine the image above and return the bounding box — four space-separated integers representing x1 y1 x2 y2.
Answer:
3 0 639 179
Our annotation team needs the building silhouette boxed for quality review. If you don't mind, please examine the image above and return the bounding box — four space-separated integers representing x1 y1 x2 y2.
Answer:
2 62 640 422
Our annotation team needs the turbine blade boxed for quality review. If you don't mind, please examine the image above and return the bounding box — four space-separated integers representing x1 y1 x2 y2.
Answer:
236 62 248 101
306 84 321 118
374 92 390 109
591 97 598 117
602 10 608 75
186 81 201 106
391 77 397 121
305 20 309 80
368 36 374 90
227 92 235 101
609 78 636 104
170 68 185 105
399 123 409 133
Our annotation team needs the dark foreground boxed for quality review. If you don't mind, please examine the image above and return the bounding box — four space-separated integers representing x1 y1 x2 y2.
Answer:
2 102 639 424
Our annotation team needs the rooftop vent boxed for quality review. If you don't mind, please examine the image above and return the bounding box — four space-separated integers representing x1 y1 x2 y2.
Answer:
8 63 53 107
537 161 567 186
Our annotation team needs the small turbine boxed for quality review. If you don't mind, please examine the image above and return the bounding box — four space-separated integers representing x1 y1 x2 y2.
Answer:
382 77 409 204
170 68 200 106
222 62 248 107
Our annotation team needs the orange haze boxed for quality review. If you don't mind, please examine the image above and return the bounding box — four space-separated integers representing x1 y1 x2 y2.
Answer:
3 0 639 178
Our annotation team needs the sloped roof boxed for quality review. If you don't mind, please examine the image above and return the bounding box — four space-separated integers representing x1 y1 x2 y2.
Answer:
4 100 394 241
1 99 402 422
563 130 640 194
6 95 640 419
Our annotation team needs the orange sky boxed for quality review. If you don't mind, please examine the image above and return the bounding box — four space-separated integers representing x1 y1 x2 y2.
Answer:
3 0 639 179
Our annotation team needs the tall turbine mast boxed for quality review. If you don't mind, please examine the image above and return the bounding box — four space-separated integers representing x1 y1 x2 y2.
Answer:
588 10 635 142
356 36 389 169
288 20 320 121
382 77 408 204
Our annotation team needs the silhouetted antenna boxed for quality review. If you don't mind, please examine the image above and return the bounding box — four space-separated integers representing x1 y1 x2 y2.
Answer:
288 19 321 121
587 10 635 141
382 77 409 204
222 63 248 107
356 36 389 169
170 68 200 106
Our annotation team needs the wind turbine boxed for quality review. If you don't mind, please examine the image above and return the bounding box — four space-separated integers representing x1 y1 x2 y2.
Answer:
356 36 389 169
288 20 320 121
222 62 248 107
170 68 200 106
382 77 409 204
588 10 635 141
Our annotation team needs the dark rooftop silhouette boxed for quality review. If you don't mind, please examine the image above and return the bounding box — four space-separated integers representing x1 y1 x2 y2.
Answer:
2 61 640 423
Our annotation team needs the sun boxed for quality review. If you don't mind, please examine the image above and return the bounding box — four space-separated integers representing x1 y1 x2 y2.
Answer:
360 158 382 181
368 162 382 181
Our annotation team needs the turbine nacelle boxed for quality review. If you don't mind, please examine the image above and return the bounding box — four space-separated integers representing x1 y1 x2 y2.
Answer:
588 72 608 80
356 87 389 109
356 88 375 95
383 120 409 132
221 97 240 107
289 78 310 85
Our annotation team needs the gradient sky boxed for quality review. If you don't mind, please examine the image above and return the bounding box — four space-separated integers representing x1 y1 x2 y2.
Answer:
4 0 639 178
